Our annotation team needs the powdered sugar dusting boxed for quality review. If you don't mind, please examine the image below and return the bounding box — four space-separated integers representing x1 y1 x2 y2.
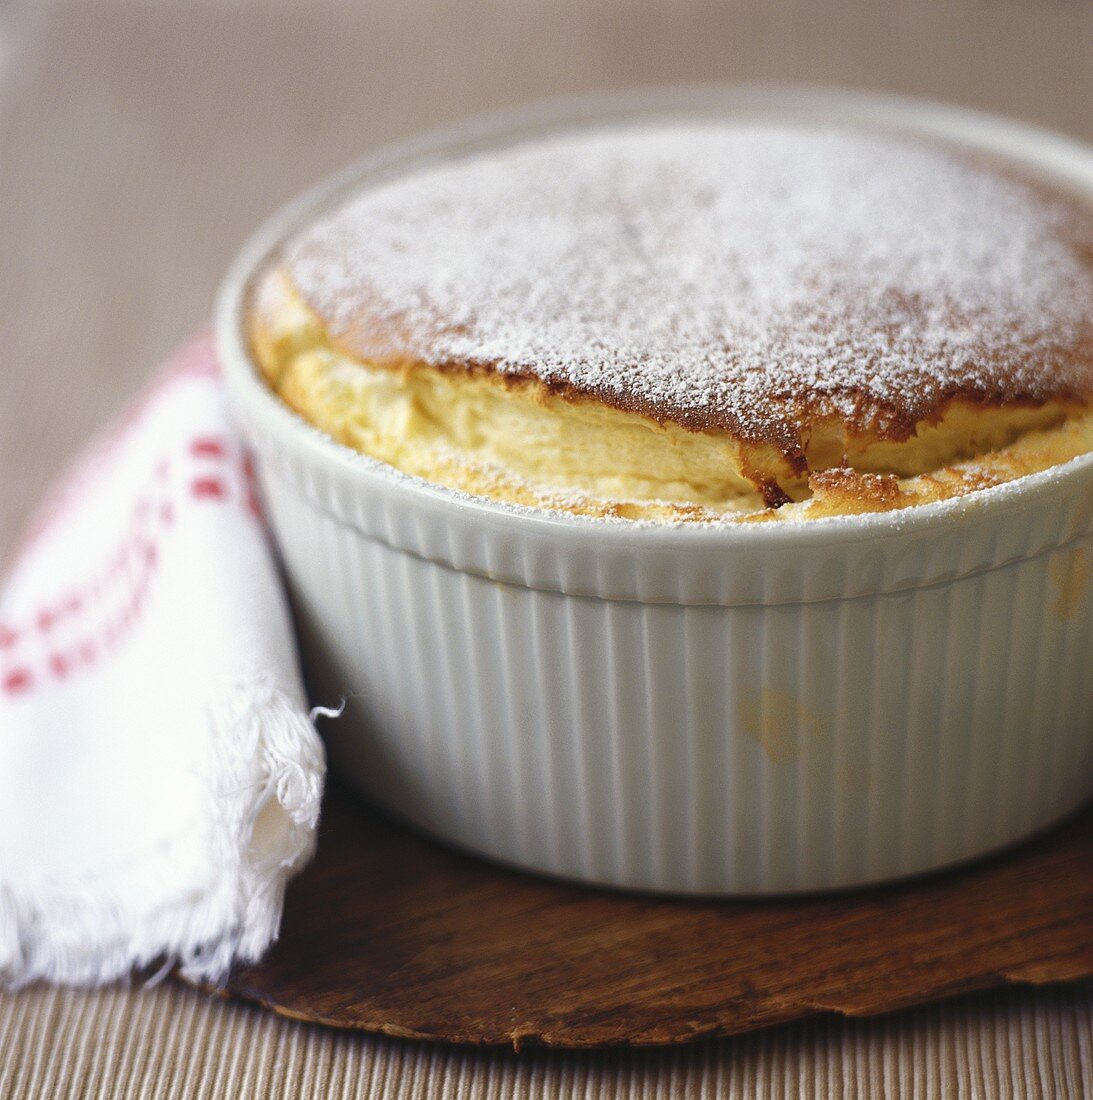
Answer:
287 124 1093 451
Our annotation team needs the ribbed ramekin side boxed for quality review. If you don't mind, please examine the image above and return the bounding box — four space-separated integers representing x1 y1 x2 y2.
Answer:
256 450 1092 893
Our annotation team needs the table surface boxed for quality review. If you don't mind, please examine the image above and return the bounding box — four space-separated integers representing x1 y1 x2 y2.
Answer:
2 0 1091 1095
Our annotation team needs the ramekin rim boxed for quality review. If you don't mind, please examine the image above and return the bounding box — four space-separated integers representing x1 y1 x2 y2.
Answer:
216 84 1093 551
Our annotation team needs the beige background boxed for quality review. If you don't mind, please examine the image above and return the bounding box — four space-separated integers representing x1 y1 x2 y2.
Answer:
2 0 1091 1095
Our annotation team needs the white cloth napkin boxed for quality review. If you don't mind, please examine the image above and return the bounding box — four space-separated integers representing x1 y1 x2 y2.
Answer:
0 333 326 987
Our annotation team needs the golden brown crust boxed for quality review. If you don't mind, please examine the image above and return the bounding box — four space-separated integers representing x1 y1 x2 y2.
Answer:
247 269 1093 525
282 126 1093 466
806 468 903 515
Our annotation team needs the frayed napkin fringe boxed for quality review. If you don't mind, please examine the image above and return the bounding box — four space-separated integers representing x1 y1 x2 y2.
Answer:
0 678 324 989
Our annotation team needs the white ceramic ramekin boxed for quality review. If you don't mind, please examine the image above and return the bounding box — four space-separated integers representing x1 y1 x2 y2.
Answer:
217 87 1093 894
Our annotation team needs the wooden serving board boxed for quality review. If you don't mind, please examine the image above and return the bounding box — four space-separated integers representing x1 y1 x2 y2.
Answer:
213 784 1093 1048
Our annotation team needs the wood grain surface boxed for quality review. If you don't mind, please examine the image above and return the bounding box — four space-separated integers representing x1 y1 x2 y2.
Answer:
215 784 1093 1049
